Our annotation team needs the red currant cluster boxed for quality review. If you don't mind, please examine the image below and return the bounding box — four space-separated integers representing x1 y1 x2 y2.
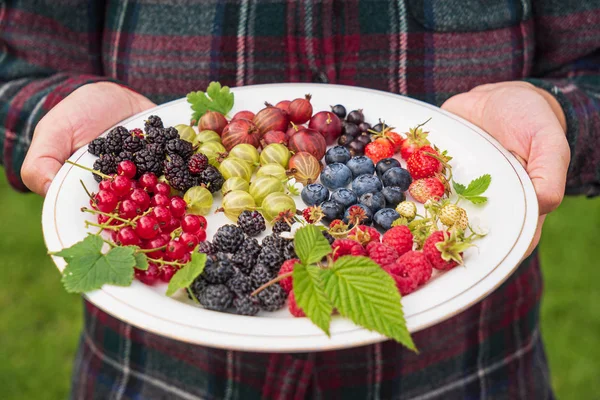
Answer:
88 160 208 285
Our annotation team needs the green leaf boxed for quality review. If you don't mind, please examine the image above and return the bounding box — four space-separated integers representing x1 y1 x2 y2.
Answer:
187 82 234 121
463 195 488 205
293 225 332 265
462 174 491 197
452 180 467 195
322 256 416 351
59 236 137 293
166 252 207 296
133 251 149 271
293 264 333 335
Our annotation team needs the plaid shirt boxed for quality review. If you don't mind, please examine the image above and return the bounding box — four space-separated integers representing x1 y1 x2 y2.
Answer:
2 0 599 398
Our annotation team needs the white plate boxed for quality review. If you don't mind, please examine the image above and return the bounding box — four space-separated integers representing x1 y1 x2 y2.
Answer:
42 83 538 352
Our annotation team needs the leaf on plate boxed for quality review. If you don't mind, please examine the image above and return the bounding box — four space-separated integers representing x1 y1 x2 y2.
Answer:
322 255 416 351
133 251 149 271
57 236 137 293
453 174 492 205
187 82 234 121
166 252 207 297
293 224 332 265
293 264 333 336
452 180 467 195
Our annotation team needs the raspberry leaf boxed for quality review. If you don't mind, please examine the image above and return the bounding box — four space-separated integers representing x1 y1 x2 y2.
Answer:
293 264 333 335
322 255 416 351
187 82 234 121
56 236 137 293
294 225 332 265
166 252 207 296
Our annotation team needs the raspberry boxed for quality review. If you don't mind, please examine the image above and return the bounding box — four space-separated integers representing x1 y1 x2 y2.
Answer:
257 246 285 274
272 220 291 234
166 138 194 159
92 154 117 182
257 284 287 312
123 135 146 152
332 239 367 260
226 271 253 296
237 210 266 237
396 250 432 286
250 264 274 288
348 225 381 246
213 225 245 253
199 166 225 193
88 137 106 156
288 291 306 317
202 254 235 284
233 295 260 316
366 242 398 267
382 226 414 257
144 115 164 131
278 258 299 293
423 230 471 271
199 284 233 311
383 262 419 296
164 154 198 192
188 153 209 175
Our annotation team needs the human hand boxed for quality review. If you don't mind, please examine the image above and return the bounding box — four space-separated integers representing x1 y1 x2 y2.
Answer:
21 82 155 196
442 81 570 254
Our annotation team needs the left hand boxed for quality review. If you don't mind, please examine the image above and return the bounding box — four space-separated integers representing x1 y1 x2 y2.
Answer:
441 81 570 255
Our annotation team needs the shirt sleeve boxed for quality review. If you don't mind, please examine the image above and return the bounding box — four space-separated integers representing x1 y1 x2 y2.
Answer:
0 2 116 191
525 3 600 197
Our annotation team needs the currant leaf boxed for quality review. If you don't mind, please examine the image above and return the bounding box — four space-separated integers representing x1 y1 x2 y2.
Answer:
166 252 207 296
187 82 234 121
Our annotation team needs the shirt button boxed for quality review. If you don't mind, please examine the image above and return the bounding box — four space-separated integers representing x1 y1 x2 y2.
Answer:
312 70 330 83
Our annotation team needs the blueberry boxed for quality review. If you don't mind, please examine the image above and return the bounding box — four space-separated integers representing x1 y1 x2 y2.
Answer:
381 167 412 191
343 204 373 225
381 186 406 208
352 174 383 197
321 200 345 222
320 163 353 190
373 208 401 231
325 146 352 165
346 156 375 177
359 192 386 214
330 188 358 208
301 183 329 206
376 158 401 178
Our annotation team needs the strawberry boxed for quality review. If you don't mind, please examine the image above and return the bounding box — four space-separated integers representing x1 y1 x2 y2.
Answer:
408 177 446 203
288 290 306 317
382 226 414 256
366 242 399 267
400 119 431 160
395 201 417 221
395 250 433 286
386 130 404 152
278 258 300 293
439 204 464 227
406 146 442 179
423 230 473 271
365 137 394 164
332 239 367 260
383 262 419 295
348 225 381 246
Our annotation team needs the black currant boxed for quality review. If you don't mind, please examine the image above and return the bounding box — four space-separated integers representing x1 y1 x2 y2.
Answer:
342 121 360 137
330 104 347 119
346 109 364 124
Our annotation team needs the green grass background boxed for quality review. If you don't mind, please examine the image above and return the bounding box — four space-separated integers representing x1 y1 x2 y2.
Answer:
0 171 598 399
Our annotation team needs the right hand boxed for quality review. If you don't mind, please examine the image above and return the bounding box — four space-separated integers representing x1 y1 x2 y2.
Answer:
21 82 156 196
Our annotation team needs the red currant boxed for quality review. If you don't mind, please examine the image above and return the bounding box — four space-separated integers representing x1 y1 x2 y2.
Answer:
99 179 112 192
134 215 160 239
162 216 180 234
117 226 141 246
129 188 151 211
152 205 172 225
180 253 192 264
159 233 171 243
169 196 187 218
154 182 171 196
95 190 118 213
111 175 132 197
195 228 207 242
159 266 177 283
135 263 160 285
117 160 137 179
139 173 158 192
110 229 119 242
197 215 208 229
97 214 111 224
150 193 170 207
144 235 169 259
165 240 187 261
181 214 202 234
118 199 140 220
179 232 199 250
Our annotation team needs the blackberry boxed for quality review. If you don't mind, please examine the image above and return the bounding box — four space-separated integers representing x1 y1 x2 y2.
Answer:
189 276 209 301
262 233 286 253
146 126 168 145
257 285 287 312
322 231 335 245
188 153 209 175
213 225 245 253
123 135 145 152
146 143 166 157
115 150 135 164
233 295 260 316
202 255 235 284
199 166 225 193
88 137 106 156
231 237 261 274
198 241 215 255
144 115 164 131
164 154 198 192
92 154 117 182
134 147 164 176
166 138 193 159
237 210 266 237
163 126 180 141
226 271 253 296
250 264 274 289
282 240 297 261
257 246 285 274
199 284 233 311
104 129 125 154
109 126 130 141
272 220 291 234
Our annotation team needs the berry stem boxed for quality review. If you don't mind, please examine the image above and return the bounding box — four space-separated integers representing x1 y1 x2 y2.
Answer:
81 207 131 224
79 179 95 200
251 272 293 296
96 235 117 248
146 258 187 267
136 245 168 254
66 160 111 180
85 220 128 230
187 287 201 304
